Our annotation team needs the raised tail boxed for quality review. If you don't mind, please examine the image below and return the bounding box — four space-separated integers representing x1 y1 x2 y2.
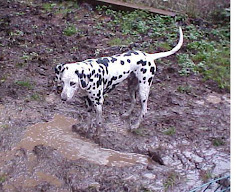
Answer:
148 27 183 60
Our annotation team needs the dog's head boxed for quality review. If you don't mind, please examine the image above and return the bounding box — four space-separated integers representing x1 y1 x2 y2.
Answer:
54 63 89 102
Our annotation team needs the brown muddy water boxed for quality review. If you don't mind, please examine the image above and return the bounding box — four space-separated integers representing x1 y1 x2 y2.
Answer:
15 114 149 167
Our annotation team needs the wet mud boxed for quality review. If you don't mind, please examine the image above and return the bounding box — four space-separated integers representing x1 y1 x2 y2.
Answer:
0 0 230 191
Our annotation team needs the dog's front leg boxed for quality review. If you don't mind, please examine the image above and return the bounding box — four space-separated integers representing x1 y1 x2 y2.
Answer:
94 104 103 134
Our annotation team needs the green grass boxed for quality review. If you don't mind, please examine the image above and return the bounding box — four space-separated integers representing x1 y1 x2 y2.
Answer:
63 24 78 36
108 37 132 47
212 137 225 147
163 127 176 136
42 3 57 12
177 85 192 94
15 80 34 89
96 6 230 91
163 171 180 191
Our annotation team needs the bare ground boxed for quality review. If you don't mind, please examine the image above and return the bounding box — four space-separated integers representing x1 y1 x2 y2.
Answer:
0 0 230 191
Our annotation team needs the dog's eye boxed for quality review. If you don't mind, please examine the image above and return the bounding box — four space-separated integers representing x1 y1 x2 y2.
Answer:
70 82 76 86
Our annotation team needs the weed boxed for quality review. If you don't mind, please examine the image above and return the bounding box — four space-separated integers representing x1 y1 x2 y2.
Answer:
163 171 180 191
15 80 33 89
63 24 78 36
177 85 192 94
42 3 57 12
108 37 132 47
30 93 42 101
131 128 148 136
1 124 10 130
95 6 230 91
200 170 212 183
0 76 7 84
0 174 6 184
163 127 176 136
177 54 198 76
212 137 225 147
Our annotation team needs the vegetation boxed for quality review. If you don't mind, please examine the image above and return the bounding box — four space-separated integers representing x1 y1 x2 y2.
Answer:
163 171 180 191
96 6 230 91
212 137 225 147
15 80 34 89
163 127 176 136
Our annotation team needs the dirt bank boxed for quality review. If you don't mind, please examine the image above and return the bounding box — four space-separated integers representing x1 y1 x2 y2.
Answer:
0 0 230 191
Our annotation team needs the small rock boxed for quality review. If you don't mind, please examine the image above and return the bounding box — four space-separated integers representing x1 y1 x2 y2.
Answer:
143 173 156 180
45 93 57 103
206 94 221 104
148 150 165 165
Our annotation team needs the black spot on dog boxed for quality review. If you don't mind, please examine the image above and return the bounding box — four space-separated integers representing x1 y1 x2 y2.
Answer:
87 85 92 90
96 58 110 67
127 59 131 63
81 80 87 88
97 90 101 97
55 68 60 74
75 70 83 78
96 78 102 88
137 60 147 66
123 51 139 57
148 77 153 85
111 57 117 63
150 67 155 75
119 75 122 79
143 77 146 80
112 76 117 81
148 62 151 66
123 70 130 74
141 68 147 74
120 60 124 65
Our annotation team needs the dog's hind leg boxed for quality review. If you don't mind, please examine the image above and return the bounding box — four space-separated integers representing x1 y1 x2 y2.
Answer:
122 73 139 117
130 73 154 129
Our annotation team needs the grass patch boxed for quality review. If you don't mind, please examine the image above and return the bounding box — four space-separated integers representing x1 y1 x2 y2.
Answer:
162 127 176 136
108 37 132 47
0 174 6 184
96 6 229 91
131 128 148 136
63 24 78 36
177 85 192 94
163 171 180 191
212 137 225 147
15 80 33 89
42 3 57 12
30 93 42 101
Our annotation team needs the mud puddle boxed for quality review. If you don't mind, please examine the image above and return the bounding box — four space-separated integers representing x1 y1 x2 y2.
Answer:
15 114 148 167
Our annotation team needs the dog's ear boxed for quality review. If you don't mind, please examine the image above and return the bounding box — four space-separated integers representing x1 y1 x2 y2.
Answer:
53 64 65 92
75 69 89 89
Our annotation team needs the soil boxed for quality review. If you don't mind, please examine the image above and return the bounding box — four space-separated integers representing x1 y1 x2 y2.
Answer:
0 0 230 191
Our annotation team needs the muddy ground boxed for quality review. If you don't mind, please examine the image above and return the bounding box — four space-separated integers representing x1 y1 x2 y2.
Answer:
0 0 230 191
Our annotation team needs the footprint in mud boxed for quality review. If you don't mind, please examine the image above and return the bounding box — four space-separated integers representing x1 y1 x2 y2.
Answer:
16 114 149 167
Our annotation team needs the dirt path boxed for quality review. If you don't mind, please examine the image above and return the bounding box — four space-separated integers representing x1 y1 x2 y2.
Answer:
0 0 230 191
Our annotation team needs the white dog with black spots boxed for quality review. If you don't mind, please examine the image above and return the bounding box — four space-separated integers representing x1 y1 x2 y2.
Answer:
54 27 183 132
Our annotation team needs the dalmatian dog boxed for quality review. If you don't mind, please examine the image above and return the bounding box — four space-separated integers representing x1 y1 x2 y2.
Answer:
54 27 183 131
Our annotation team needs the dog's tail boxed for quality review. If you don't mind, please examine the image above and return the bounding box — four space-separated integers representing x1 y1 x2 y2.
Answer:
148 27 183 60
